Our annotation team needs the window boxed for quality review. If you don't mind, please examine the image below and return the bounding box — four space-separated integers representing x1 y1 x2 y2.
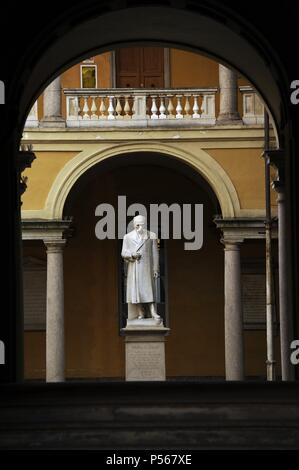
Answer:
80 64 97 88
242 259 278 330
23 257 46 330
242 272 266 326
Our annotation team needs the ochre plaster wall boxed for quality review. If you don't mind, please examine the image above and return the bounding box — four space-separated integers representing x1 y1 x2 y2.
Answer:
21 152 78 210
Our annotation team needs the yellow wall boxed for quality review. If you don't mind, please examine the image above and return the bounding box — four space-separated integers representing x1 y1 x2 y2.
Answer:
21 152 77 210
170 49 219 88
24 159 276 380
206 148 277 210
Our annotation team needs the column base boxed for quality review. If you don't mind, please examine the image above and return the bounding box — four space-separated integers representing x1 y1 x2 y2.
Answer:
217 113 243 125
122 326 169 381
40 117 66 128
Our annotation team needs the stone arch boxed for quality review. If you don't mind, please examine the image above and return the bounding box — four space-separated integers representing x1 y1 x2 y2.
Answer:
24 142 241 220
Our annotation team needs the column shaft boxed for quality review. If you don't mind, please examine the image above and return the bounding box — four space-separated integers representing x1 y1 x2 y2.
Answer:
45 240 66 382
223 240 244 380
277 186 295 380
218 65 241 123
41 77 65 127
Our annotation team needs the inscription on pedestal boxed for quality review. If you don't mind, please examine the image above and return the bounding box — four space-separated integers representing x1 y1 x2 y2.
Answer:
126 340 165 381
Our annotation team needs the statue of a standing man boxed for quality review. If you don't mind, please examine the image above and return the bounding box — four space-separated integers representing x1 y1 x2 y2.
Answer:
121 215 161 321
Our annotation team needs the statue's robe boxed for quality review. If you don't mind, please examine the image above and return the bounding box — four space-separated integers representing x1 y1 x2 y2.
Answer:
121 230 159 304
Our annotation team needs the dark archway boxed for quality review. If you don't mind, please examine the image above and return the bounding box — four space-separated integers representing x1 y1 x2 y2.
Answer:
59 151 223 380
2 0 298 382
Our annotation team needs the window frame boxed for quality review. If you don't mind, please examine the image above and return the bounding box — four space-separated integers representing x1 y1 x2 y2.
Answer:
80 64 98 89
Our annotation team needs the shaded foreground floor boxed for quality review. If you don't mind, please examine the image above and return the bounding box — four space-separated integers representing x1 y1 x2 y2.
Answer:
0 381 299 449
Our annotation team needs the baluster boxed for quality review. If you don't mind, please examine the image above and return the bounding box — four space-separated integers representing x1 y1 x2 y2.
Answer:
116 97 123 119
192 95 200 119
76 97 82 119
167 95 175 119
151 96 158 119
146 98 150 118
175 95 183 119
107 96 115 120
83 97 90 119
184 95 191 118
91 97 98 120
76 97 80 119
201 94 206 116
159 96 166 119
99 97 106 119
132 96 136 118
124 96 131 119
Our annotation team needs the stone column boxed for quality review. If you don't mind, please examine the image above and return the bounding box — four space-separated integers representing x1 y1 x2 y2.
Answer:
217 64 242 123
222 238 245 380
40 77 65 127
44 239 66 382
274 181 295 380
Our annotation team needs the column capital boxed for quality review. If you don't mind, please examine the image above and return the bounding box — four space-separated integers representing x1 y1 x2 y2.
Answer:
265 148 285 184
214 216 277 240
221 238 243 250
44 238 67 252
272 179 285 197
18 146 36 200
18 145 36 173
22 217 74 241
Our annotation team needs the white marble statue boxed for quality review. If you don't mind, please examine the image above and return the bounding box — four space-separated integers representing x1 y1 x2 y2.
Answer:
121 215 161 321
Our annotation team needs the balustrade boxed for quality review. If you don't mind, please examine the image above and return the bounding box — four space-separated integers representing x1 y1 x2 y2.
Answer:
64 88 217 127
24 86 265 128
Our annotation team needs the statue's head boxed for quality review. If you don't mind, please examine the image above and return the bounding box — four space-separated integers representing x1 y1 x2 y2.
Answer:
133 215 146 234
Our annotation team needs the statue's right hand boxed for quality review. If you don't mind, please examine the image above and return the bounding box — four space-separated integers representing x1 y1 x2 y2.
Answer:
132 252 141 260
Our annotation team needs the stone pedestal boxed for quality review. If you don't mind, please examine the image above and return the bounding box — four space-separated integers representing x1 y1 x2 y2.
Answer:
122 326 169 381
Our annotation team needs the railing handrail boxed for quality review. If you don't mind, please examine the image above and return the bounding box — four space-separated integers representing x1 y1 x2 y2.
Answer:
64 87 218 96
